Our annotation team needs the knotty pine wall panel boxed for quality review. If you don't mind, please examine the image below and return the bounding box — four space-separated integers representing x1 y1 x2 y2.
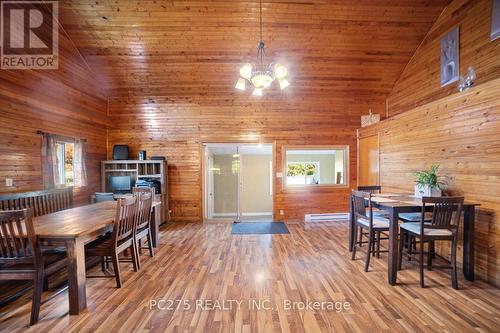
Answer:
0 27 110 206
388 0 500 116
107 95 384 222
359 78 500 286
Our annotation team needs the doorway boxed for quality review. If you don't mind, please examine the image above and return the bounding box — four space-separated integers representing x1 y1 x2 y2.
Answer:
203 143 274 222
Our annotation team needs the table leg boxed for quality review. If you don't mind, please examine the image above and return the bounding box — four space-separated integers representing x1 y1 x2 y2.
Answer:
66 238 87 315
151 206 160 248
348 194 354 252
388 208 399 285
463 205 475 281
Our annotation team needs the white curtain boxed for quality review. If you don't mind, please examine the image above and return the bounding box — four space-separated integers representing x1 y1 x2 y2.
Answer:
74 139 88 187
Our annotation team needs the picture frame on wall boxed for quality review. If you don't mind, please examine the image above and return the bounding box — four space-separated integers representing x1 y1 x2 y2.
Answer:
492 0 500 41
440 27 459 87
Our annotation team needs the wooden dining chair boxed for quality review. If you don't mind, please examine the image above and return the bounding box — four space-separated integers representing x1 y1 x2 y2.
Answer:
398 197 464 289
0 209 67 325
133 189 154 270
351 190 390 272
356 185 388 246
85 196 139 288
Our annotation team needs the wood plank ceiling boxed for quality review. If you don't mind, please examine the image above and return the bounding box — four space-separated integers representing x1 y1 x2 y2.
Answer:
58 0 450 99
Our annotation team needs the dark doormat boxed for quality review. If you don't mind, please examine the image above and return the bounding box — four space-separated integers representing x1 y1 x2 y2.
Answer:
231 222 289 235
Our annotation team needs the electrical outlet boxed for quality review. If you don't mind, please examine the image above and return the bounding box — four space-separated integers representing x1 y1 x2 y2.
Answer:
5 178 13 187
279 209 284 216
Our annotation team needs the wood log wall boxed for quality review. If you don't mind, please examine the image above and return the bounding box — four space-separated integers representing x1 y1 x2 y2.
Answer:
0 27 110 206
360 0 500 286
107 95 384 222
388 0 500 116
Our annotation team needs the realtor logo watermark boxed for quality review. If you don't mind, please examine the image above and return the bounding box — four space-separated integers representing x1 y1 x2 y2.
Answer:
1 1 58 69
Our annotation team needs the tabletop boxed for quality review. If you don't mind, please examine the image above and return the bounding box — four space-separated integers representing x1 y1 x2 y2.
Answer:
369 193 480 208
33 200 161 239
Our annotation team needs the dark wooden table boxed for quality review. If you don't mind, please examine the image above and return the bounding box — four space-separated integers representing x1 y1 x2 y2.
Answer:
348 194 479 285
33 200 161 315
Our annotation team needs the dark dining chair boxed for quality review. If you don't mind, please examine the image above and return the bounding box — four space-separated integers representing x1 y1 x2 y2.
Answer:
398 196 464 289
351 190 390 271
356 185 388 246
85 196 139 288
0 209 67 325
132 189 154 270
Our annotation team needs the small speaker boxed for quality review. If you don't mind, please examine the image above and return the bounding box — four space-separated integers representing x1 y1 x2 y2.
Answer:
113 145 129 160
138 150 147 160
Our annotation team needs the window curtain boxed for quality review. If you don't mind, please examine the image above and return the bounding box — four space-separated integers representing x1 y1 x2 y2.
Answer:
74 139 88 187
41 133 60 189
41 133 87 188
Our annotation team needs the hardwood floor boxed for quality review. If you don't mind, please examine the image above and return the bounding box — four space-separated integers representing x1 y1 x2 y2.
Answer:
0 221 499 332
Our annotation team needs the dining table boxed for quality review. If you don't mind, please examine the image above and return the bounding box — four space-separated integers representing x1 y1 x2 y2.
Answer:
33 199 162 315
348 193 479 285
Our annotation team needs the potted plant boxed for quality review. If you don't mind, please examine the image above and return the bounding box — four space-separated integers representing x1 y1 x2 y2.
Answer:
413 164 446 198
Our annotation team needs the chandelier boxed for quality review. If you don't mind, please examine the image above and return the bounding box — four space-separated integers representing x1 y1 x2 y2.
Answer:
235 0 290 96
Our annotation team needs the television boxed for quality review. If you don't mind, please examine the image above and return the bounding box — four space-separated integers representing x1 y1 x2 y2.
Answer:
108 175 132 193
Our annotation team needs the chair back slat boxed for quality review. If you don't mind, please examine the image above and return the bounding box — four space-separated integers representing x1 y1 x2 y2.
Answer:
0 209 38 263
357 185 381 194
0 188 73 217
135 190 153 231
352 190 369 220
113 196 138 243
421 197 464 232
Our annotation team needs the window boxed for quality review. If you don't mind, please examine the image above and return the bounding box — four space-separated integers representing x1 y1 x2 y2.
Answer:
56 142 75 186
284 147 348 186
286 162 320 185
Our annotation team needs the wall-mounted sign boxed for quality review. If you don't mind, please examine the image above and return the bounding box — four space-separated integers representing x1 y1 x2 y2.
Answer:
440 27 460 87
492 0 500 41
361 110 380 127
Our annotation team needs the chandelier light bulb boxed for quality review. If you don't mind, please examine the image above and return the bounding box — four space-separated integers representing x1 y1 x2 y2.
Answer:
279 78 290 90
235 78 246 91
239 63 253 80
274 63 288 79
252 88 263 96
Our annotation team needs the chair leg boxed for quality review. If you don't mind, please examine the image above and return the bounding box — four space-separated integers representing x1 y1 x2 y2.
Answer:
427 241 433 271
419 238 425 288
147 231 155 257
30 269 44 325
376 231 381 258
371 232 376 257
43 277 49 291
111 252 122 288
398 229 404 270
351 225 358 260
408 236 413 261
430 240 436 259
451 238 458 289
364 230 373 272
138 239 143 254
101 256 107 272
130 243 139 272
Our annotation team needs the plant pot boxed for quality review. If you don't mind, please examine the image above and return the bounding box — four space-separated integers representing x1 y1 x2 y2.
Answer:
414 184 442 198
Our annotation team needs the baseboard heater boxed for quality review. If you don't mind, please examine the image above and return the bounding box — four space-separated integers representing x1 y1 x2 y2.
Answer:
305 213 349 222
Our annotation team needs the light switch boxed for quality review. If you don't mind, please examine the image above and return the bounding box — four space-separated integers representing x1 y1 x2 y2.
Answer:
279 209 284 216
276 172 283 178
5 178 13 187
